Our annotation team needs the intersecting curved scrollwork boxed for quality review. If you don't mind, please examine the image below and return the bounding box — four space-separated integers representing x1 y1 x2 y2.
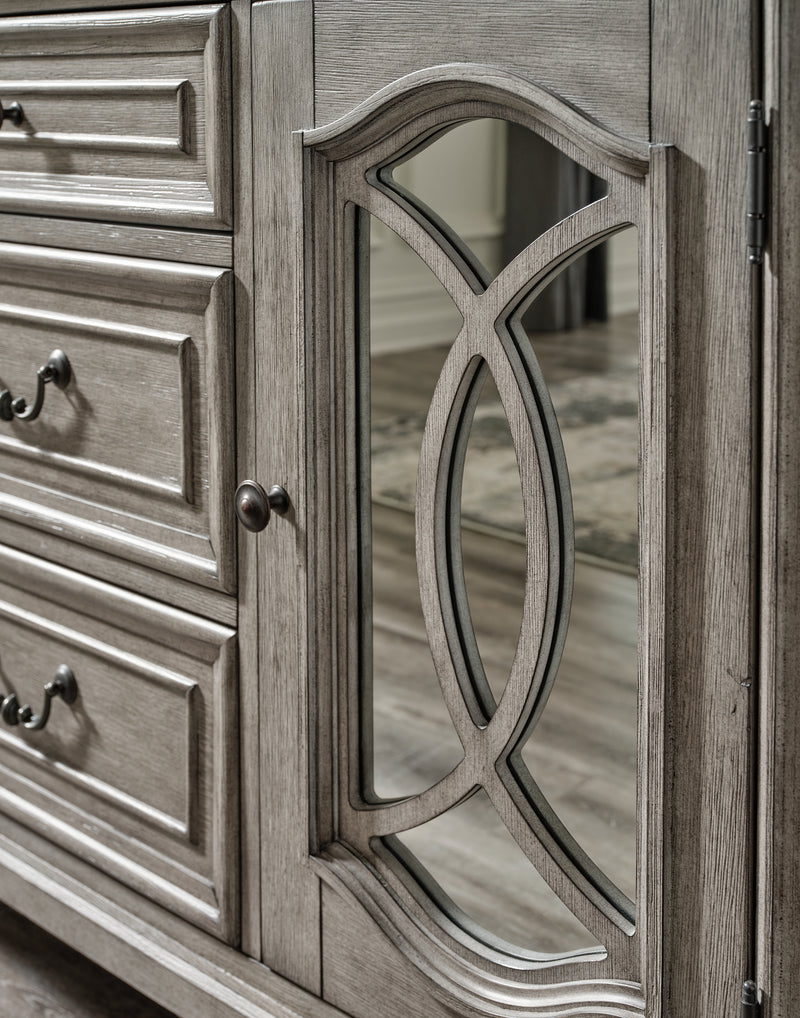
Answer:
306 67 666 1015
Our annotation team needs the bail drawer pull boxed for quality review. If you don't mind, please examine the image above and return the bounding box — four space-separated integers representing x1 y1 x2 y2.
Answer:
0 349 71 423
1 665 78 732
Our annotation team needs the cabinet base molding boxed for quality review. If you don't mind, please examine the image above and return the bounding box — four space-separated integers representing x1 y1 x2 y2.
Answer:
0 831 346 1018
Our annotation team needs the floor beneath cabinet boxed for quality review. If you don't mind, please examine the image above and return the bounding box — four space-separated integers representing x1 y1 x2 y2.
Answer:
0 905 176 1018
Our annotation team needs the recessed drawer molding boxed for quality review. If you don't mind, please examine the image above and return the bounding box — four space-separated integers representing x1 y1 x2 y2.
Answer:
0 4 231 229
0 545 238 941
0 241 235 592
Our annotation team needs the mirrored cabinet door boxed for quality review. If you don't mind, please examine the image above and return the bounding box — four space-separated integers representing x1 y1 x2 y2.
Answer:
301 72 664 1017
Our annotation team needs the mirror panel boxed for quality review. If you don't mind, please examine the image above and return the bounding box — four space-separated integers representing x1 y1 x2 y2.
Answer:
391 789 601 956
358 122 639 951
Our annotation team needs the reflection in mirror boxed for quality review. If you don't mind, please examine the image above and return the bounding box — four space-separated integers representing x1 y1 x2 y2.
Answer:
391 789 601 956
384 118 608 282
362 119 639 952
457 368 526 707
368 212 464 799
515 230 639 905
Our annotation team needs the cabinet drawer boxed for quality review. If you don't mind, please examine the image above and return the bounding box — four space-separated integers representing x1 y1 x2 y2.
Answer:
0 242 235 592
0 545 238 941
0 4 231 229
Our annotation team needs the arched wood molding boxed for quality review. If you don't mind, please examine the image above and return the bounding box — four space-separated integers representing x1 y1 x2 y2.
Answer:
303 63 651 177
312 844 647 1018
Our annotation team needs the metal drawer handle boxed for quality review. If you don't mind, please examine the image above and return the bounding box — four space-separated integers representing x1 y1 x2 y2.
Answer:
1 665 78 732
0 100 24 129
0 349 71 423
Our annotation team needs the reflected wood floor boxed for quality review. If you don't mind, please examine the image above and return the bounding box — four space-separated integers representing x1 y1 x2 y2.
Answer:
371 504 638 954
370 315 639 954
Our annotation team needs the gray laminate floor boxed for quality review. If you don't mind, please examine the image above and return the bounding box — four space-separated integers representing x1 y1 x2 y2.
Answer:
0 905 176 1018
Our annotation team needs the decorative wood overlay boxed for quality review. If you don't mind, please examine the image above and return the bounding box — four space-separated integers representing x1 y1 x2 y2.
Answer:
305 70 670 1016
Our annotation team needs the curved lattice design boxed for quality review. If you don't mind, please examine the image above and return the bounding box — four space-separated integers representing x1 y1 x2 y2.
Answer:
306 69 663 1011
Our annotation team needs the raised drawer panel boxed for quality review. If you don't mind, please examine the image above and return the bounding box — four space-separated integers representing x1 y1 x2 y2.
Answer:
0 4 231 229
0 545 238 941
0 242 235 592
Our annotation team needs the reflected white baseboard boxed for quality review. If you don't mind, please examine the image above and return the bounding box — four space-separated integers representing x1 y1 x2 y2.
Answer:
371 229 639 356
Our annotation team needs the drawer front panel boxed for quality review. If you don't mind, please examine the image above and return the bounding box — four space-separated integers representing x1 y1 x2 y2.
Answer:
0 242 235 592
0 4 231 229
0 546 238 941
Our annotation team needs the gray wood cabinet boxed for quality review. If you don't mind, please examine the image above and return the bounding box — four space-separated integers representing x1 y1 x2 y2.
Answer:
0 1 795 1016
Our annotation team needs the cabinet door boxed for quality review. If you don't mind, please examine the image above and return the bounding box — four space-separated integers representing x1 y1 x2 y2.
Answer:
248 3 758 1017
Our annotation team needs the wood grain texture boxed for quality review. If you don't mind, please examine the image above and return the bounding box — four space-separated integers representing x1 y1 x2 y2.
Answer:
0 515 237 626
306 65 650 178
228 0 260 962
315 501 647 1012
640 144 670 1010
758 2 800 1015
0 214 233 266
250 0 320 991
0 544 239 943
0 0 177 12
320 879 644 1018
0 5 232 229
332 198 641 959
0 243 235 593
313 0 650 141
0 2 770 1017
366 506 640 929
652 1 757 1015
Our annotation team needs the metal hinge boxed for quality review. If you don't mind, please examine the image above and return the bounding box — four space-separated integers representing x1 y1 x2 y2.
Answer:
741 979 760 1018
747 100 768 265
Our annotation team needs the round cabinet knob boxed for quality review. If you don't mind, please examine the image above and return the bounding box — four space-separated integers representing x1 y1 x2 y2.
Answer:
235 480 290 532
0 100 24 129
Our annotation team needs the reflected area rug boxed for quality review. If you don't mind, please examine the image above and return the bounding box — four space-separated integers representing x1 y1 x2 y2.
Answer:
370 330 638 573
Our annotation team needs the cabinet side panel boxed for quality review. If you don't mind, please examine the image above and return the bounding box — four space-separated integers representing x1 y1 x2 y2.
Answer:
759 1 800 1015
652 1 757 1014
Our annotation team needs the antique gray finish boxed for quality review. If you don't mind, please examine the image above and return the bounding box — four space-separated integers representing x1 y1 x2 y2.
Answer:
0 1 791 1017
298 55 668 1014
759 2 800 1017
0 4 232 228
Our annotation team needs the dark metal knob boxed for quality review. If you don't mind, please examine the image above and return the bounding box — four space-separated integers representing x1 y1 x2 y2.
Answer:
0 349 71 423
0 100 24 129
1 665 78 732
235 480 290 532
